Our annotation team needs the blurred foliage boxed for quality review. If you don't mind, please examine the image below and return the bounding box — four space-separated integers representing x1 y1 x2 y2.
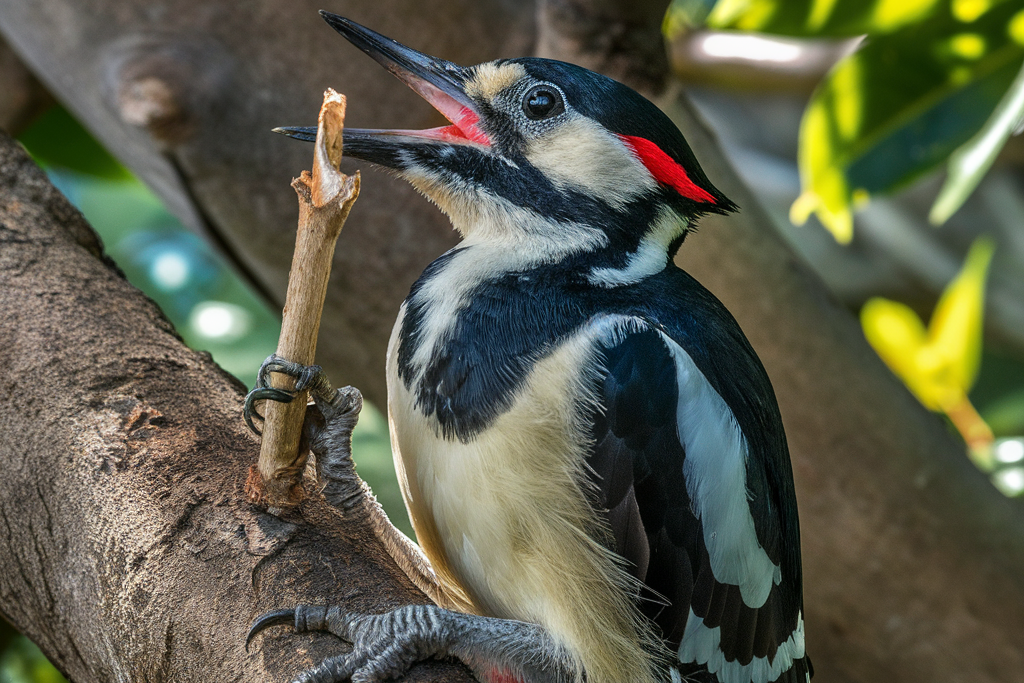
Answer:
702 0 1024 242
9 106 414 680
0 638 66 683
930 59 1024 223
861 237 1000 467
861 237 992 413
664 0 1024 493
969 350 1024 437
664 0 719 34
17 106 131 181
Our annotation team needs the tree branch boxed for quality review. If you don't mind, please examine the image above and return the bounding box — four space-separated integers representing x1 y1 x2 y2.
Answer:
0 1 1021 681
255 90 360 508
0 130 473 682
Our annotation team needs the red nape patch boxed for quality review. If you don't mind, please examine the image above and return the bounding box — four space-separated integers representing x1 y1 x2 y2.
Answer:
618 134 716 204
487 667 525 683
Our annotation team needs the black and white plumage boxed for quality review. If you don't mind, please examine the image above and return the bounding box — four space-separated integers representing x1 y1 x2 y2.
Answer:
264 13 811 683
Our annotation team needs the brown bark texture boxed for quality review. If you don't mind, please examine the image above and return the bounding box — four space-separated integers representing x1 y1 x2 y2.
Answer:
0 131 472 682
0 0 1022 681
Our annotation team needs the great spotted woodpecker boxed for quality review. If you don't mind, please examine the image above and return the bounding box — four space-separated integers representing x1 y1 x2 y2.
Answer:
247 12 811 683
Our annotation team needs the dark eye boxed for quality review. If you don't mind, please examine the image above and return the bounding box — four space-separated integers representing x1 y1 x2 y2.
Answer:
522 85 564 120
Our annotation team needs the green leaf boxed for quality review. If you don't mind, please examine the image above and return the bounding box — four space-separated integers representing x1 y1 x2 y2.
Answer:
664 0 719 36
707 0 1015 37
16 106 131 180
791 2 1024 240
930 59 1024 223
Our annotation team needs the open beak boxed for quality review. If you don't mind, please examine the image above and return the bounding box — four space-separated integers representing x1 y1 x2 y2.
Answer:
274 12 490 160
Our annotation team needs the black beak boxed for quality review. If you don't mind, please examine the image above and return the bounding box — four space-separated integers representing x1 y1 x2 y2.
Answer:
274 13 490 154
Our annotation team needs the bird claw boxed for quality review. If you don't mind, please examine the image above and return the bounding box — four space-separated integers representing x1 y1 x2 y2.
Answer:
243 354 335 436
246 608 297 652
243 387 297 434
247 604 452 683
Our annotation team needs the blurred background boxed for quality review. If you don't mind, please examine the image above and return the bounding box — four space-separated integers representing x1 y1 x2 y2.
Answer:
3 0 1024 679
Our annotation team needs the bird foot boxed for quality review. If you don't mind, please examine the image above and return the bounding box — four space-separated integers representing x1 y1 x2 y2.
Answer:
247 603 574 683
248 604 454 683
243 354 336 435
243 354 366 512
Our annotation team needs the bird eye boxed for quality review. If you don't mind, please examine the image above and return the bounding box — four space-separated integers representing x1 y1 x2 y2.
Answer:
522 85 564 120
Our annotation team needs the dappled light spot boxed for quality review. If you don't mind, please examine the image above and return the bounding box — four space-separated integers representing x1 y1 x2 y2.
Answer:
150 250 190 291
872 0 941 33
953 0 995 24
993 467 1024 496
948 33 987 59
698 33 802 63
1009 9 1024 45
995 438 1024 464
190 301 251 341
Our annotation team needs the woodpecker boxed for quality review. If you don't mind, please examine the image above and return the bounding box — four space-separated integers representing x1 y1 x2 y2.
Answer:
248 12 810 683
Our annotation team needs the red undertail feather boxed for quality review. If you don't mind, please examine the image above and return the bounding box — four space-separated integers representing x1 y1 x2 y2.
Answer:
618 134 716 204
487 666 525 683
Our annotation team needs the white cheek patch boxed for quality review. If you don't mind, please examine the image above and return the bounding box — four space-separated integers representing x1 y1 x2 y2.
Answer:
678 609 807 683
588 208 686 287
657 331 781 609
402 163 606 250
527 116 657 208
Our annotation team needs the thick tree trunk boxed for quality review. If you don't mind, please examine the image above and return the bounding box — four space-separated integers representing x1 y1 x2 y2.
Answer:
0 131 473 682
0 1 1021 682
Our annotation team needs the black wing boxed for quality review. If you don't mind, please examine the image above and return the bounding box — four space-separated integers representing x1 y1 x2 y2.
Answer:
587 325 811 683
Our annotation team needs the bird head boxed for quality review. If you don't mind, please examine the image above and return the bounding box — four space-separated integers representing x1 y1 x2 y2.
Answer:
280 13 735 278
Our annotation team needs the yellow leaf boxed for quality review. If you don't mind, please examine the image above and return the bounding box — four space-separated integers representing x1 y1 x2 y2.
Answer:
861 297 946 409
953 0 994 24
860 237 996 416
928 236 995 394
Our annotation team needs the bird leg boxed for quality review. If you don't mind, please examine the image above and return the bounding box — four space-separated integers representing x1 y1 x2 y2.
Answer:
244 355 452 605
246 603 576 683
244 357 579 682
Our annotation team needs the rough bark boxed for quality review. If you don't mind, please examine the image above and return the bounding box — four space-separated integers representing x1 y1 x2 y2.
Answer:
0 130 473 682
0 0 1021 682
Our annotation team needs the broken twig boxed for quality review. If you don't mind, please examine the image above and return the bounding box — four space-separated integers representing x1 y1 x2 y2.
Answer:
251 88 360 508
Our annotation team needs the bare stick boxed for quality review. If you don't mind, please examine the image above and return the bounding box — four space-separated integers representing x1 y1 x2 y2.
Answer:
254 88 360 508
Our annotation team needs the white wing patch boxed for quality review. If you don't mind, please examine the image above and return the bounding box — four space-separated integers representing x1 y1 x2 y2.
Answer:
657 331 781 609
678 609 806 683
